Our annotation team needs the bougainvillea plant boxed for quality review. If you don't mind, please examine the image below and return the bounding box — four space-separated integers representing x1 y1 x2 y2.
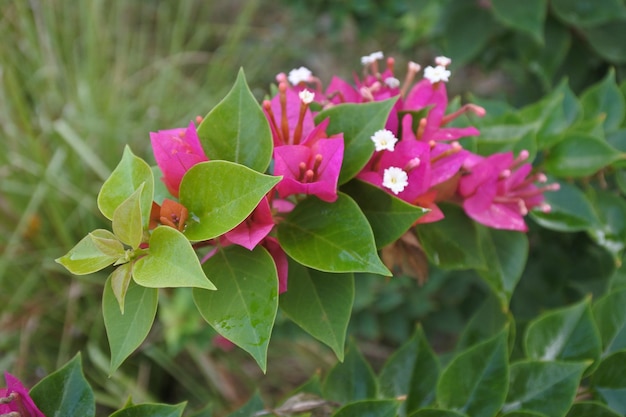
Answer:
55 52 558 375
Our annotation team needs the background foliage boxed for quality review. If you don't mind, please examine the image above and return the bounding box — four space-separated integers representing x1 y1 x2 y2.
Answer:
1 0 626 416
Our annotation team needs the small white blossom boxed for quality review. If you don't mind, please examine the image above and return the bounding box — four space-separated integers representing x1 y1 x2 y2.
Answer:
435 56 452 67
298 89 315 104
288 66 313 85
424 65 451 83
370 129 398 152
382 167 409 195
384 77 400 89
408 61 421 73
361 51 384 65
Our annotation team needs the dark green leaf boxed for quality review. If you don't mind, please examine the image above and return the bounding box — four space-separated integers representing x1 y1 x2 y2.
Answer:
437 329 509 417
277 193 390 275
550 0 626 27
457 293 513 351
591 351 626 414
103 277 158 374
416 203 486 270
501 411 549 417
315 98 397 184
566 401 622 417
583 18 626 63
491 0 547 44
586 189 626 261
197 68 272 172
30 354 95 417
322 341 378 404
109 403 186 417
530 180 599 232
341 179 428 248
193 246 278 372
226 392 265 417
593 287 626 355
580 69 626 134
333 400 400 417
408 410 468 417
544 133 622 178
502 360 588 417
179 161 280 241
280 261 353 360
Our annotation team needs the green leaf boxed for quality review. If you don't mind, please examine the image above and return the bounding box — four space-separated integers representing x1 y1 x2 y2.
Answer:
197 68 272 172
501 412 549 417
280 261 354 360
580 69 626 134
593 287 626 356
179 160 280 241
530 181 599 232
193 245 278 372
30 354 95 417
591 351 626 414
550 0 626 28
109 262 133 314
408 411 468 417
56 230 119 275
109 403 186 417
133 226 215 290
586 189 626 261
457 293 513 352
524 296 601 368
103 277 158 374
583 18 626 64
566 401 623 417
112 184 145 249
379 326 439 413
315 98 397 184
544 133 622 178
416 203 486 270
341 179 428 248
89 229 125 258
477 226 529 308
322 341 378 404
277 193 390 275
332 400 400 417
502 360 588 417
491 0 547 44
226 392 265 417
436 329 509 417
97 146 154 228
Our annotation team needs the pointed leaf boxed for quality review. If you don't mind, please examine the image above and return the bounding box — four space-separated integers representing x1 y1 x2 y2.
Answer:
477 226 528 308
544 133 622 178
98 146 154 227
416 203 486 270
109 262 133 314
30 354 95 417
530 181 599 232
592 350 626 414
280 261 353 360
409 411 468 417
566 401 623 417
103 277 158 373
133 226 215 290
226 392 265 417
316 98 397 184
179 161 281 241
56 231 118 275
501 412 549 417
333 400 400 417
551 0 626 28
112 184 145 249
491 0 547 44
524 296 601 368
342 179 428 248
379 326 439 414
457 293 514 351
593 287 626 356
502 360 588 417
322 341 378 403
580 69 626 134
278 193 390 275
197 68 272 172
437 329 509 417
109 403 186 417
193 245 278 372
90 229 125 258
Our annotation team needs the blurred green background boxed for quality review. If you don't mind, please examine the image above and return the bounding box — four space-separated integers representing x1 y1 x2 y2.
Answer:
1 0 625 415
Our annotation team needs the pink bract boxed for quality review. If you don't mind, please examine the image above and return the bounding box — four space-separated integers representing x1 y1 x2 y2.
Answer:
224 197 275 251
0 372 45 417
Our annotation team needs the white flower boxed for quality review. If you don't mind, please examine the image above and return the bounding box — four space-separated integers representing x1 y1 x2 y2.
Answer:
384 77 400 89
370 129 398 152
298 89 315 104
288 67 312 85
361 51 384 65
435 56 452 67
424 65 451 83
382 167 409 195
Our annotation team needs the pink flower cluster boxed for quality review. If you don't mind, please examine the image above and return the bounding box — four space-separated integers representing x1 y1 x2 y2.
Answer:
0 372 45 417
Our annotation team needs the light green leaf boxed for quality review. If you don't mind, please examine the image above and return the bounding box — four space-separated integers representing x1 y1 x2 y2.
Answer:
437 329 509 417
197 68 272 172
341 179 428 249
179 160 280 241
277 193 390 275
97 146 154 228
315 98 397 184
503 361 588 417
593 287 626 356
133 226 215 290
112 183 145 249
56 230 119 275
103 277 158 374
193 245 278 372
109 262 133 314
280 261 353 361
322 341 378 403
544 133 622 178
30 354 95 417
89 229 125 258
